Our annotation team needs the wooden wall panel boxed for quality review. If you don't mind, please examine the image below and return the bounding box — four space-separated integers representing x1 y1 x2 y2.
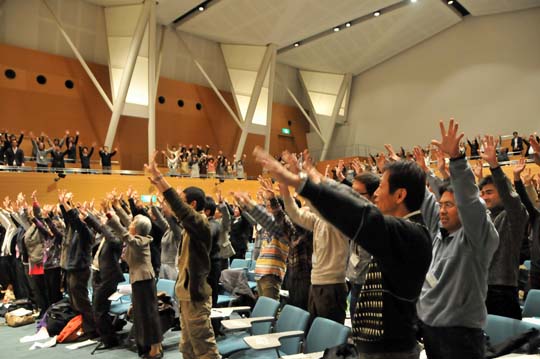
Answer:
0 43 309 175
0 172 262 205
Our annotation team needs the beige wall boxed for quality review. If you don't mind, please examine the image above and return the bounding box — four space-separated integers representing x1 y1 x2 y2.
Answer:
330 8 540 157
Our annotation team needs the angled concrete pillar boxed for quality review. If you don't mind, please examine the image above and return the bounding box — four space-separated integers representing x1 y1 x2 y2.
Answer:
221 44 277 158
299 70 352 160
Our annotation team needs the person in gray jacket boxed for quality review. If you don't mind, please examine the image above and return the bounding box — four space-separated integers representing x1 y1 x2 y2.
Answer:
478 135 529 319
415 119 499 359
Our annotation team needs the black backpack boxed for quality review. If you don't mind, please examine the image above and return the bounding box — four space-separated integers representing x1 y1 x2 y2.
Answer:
45 299 77 335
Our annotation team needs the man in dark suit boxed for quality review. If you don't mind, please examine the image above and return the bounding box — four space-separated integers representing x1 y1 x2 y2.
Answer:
511 131 524 153
5 139 25 166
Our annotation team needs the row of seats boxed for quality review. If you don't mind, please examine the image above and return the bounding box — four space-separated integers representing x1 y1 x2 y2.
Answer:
217 296 350 358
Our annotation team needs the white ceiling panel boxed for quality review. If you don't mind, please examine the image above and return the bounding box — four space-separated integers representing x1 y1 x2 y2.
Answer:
177 0 401 47
460 0 540 16
85 0 200 25
277 0 461 75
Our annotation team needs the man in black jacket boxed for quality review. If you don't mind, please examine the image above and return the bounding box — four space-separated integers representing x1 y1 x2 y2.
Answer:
99 146 117 174
5 139 25 166
60 197 96 337
253 147 432 359
82 209 123 348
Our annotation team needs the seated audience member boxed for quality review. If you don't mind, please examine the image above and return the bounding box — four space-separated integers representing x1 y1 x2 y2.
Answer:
253 147 432 359
414 120 499 359
476 137 529 319
145 152 220 359
99 146 117 174
79 142 95 172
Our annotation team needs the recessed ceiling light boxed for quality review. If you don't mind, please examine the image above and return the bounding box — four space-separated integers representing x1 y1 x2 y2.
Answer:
373 11 381 17
411 0 417 3
333 27 340 32
447 0 454 4
198 6 205 11
345 22 351 27
294 42 300 47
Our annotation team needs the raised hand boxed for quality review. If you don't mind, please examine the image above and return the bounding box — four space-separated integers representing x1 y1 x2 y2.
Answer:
384 144 401 162
282 150 300 174
530 134 540 153
480 135 499 169
513 157 527 181
433 147 449 179
413 146 428 172
376 152 387 174
522 167 533 185
431 118 464 159
473 160 484 181
253 146 301 188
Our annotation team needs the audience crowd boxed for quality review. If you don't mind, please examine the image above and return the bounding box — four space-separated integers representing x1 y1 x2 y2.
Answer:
0 120 540 359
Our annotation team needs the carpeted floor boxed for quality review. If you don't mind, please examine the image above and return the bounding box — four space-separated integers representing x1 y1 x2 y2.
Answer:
0 318 183 359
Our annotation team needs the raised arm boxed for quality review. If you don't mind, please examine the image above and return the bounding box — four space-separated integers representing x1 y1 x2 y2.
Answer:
432 120 498 248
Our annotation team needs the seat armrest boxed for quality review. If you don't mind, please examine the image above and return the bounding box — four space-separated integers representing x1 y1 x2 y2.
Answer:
221 316 275 330
243 330 304 350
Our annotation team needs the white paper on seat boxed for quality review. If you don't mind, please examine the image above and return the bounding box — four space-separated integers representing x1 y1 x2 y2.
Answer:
29 336 57 350
65 339 97 350
117 284 132 295
9 308 33 316
108 291 123 301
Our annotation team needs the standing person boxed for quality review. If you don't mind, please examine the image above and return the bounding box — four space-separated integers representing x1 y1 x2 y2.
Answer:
204 196 222 307
50 144 69 172
414 120 499 359
5 138 25 167
30 133 53 171
229 205 252 261
99 146 117 174
477 136 529 319
59 194 97 338
65 131 79 162
511 131 524 154
145 152 220 359
107 212 162 358
81 205 124 350
253 147 432 359
79 143 95 173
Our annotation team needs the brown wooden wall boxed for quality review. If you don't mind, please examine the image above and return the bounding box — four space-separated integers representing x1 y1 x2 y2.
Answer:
0 172 262 205
0 43 309 176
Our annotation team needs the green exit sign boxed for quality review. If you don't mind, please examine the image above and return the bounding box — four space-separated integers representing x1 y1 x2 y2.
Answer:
281 128 291 135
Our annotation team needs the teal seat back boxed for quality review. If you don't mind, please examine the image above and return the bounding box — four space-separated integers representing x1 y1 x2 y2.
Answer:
251 296 280 335
274 305 310 355
305 317 350 353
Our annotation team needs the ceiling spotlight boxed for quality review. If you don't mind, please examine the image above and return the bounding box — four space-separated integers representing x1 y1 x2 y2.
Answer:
447 0 454 4
411 0 417 3
373 11 381 17
198 5 205 11
333 27 340 32
345 22 351 27
294 42 300 47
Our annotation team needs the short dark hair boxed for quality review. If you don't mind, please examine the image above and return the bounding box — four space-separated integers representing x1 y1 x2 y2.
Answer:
384 160 426 212
438 182 454 197
204 196 216 217
354 173 380 196
478 175 494 191
183 186 206 212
